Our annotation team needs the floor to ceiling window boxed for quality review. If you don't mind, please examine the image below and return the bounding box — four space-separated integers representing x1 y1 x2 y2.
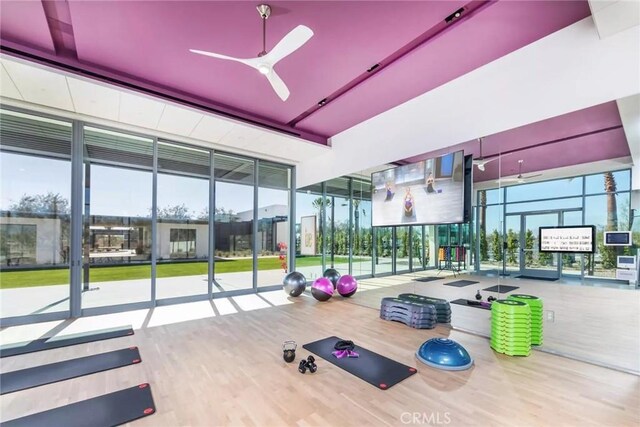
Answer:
325 178 350 274
256 162 291 288
395 226 410 272
156 141 210 299
375 227 393 274
476 170 633 280
352 178 372 277
0 110 72 318
81 127 153 309
295 184 324 281
213 154 255 292
411 226 424 271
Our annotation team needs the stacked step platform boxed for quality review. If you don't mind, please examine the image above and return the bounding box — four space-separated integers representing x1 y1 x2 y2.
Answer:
379 294 452 329
507 294 543 345
380 298 437 329
397 294 452 324
490 299 531 356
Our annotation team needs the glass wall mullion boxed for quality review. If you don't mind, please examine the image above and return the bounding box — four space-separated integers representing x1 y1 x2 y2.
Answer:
289 166 296 274
392 227 397 275
69 120 84 317
151 137 158 305
207 150 216 298
408 226 413 271
321 182 327 272
348 177 353 276
253 160 259 290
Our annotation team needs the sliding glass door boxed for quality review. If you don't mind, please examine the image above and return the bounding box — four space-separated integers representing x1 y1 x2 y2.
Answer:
81 127 153 309
156 141 210 299
0 110 72 318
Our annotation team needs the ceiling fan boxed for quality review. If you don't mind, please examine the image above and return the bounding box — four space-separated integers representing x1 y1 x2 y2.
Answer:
189 4 313 101
498 159 542 184
472 138 497 171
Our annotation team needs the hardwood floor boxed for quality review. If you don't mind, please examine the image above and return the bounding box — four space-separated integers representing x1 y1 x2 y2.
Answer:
1 289 638 426
352 272 640 373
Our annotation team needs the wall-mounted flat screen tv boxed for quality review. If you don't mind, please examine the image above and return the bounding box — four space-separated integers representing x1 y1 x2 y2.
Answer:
371 151 465 226
539 225 596 253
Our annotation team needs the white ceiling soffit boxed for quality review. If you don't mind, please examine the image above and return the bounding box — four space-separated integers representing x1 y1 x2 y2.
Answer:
0 55 329 165
589 0 640 38
297 16 640 188
473 156 633 191
616 94 640 191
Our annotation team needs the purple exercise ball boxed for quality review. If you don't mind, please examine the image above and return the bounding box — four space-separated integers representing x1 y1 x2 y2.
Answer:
336 275 358 297
311 277 334 302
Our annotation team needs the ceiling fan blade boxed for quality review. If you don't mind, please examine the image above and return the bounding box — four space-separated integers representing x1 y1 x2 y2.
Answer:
190 49 258 69
265 69 290 101
263 25 313 65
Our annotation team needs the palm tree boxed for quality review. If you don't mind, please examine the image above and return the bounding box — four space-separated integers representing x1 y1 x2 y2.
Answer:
478 190 488 261
604 172 618 230
601 172 618 270
311 197 332 254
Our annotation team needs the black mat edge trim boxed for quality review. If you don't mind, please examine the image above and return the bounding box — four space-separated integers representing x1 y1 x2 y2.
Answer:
0 383 155 427
0 326 134 358
1 347 141 395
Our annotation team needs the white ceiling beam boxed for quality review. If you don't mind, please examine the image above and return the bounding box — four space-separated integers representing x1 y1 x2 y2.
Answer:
589 0 640 38
296 17 640 188
616 94 640 191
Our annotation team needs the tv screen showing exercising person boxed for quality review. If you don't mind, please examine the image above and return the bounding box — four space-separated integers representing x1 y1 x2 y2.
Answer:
371 151 465 226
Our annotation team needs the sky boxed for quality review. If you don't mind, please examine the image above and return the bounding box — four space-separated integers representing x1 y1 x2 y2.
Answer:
1 152 631 230
1 153 288 217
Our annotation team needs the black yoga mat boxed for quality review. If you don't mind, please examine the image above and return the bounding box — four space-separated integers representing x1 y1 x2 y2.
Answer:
0 326 134 358
1 347 141 395
415 277 441 283
450 299 491 310
483 285 519 293
443 279 479 287
516 275 558 282
303 336 417 390
0 383 155 427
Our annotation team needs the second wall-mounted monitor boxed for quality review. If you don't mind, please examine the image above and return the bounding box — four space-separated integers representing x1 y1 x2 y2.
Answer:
371 151 465 227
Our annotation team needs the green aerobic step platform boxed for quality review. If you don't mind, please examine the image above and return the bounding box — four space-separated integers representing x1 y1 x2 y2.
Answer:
507 294 544 346
490 300 532 356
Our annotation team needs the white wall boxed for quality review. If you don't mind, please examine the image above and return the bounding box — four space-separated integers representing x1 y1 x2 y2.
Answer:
156 222 208 260
297 17 640 188
0 217 63 264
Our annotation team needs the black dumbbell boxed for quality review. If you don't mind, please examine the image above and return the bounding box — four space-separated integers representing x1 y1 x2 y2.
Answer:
298 355 317 374
475 290 482 301
306 356 317 373
487 296 497 303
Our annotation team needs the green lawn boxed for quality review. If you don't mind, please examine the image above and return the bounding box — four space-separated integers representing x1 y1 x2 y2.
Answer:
0 256 354 289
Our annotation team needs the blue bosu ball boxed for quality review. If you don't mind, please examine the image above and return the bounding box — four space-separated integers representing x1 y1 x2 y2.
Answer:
416 338 474 371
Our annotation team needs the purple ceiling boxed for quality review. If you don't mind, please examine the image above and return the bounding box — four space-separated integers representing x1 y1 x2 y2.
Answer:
0 1 54 53
402 102 630 181
0 1 591 142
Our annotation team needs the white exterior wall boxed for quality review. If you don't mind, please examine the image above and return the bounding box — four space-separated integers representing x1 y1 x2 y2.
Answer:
0 216 63 264
156 222 209 260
